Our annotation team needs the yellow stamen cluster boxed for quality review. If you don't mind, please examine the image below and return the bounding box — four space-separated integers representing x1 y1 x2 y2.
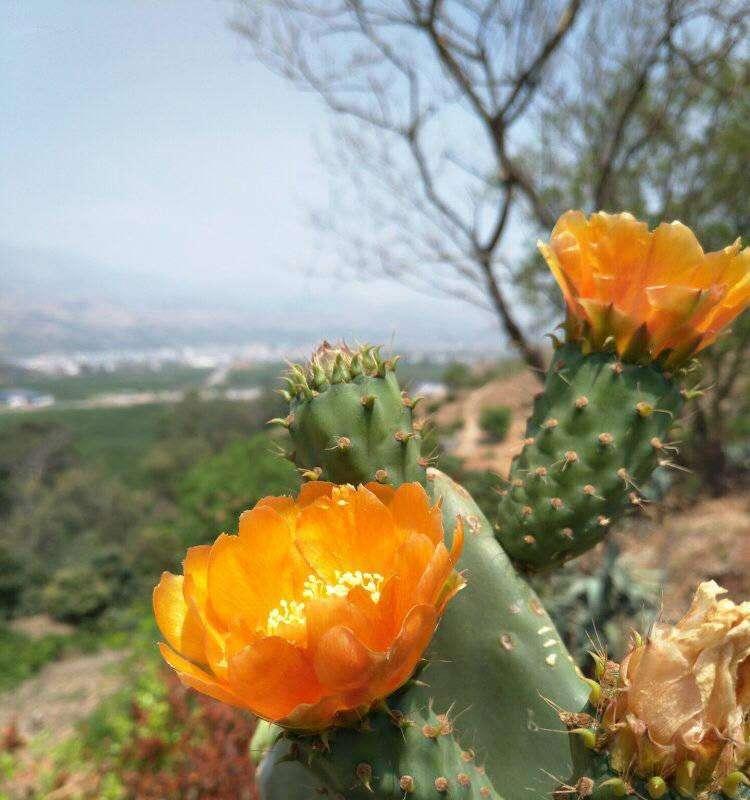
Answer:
266 570 385 633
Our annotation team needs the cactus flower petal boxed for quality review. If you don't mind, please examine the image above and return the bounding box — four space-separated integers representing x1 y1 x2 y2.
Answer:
153 481 463 731
601 581 750 787
540 211 750 366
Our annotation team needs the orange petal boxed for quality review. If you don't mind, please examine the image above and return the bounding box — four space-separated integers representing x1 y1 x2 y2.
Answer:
297 481 334 507
228 637 322 722
153 572 207 665
206 534 276 629
363 481 396 506
393 533 438 621
312 625 380 693
374 603 437 698
296 485 400 579
158 643 244 708
414 544 452 607
390 482 444 544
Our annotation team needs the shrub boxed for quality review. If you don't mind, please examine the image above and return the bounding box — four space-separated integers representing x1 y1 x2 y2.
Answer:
178 434 299 544
442 362 474 392
42 566 115 623
479 405 512 442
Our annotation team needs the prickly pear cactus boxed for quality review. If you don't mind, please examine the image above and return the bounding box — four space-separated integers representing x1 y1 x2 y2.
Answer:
494 343 683 569
278 343 425 487
257 467 590 800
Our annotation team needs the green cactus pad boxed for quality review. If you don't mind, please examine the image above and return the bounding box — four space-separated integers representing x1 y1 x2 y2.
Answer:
280 344 425 486
495 343 683 569
257 470 589 800
265 691 501 799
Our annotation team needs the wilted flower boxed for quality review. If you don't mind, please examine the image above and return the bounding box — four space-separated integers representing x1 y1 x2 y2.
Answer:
153 482 463 731
539 211 750 367
603 581 750 788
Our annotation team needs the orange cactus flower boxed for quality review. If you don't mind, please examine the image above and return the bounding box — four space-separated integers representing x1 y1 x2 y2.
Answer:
153 481 464 731
540 211 750 367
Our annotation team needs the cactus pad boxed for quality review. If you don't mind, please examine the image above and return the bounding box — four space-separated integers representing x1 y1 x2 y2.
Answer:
279 344 425 486
495 343 683 569
263 690 501 799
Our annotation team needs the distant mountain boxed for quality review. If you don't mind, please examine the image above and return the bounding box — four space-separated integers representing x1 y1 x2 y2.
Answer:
0 243 298 356
1 242 507 358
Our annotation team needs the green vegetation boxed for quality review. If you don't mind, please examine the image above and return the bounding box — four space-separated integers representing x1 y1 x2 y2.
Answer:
0 404 167 481
0 388 291 629
479 404 512 442
177 435 299 544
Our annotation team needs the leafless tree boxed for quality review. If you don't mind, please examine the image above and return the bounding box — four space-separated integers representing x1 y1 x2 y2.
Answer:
234 0 748 371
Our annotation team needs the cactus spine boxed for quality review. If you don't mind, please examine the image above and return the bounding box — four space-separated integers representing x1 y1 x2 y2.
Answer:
495 343 683 569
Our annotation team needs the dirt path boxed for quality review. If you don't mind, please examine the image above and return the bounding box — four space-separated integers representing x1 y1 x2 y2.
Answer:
0 649 126 742
436 370 540 476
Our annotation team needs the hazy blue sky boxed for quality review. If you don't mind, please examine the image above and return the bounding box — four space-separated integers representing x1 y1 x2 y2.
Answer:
1 1 506 350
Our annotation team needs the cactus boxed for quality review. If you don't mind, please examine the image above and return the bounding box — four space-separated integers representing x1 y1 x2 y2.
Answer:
277 342 425 487
257 471 589 798
154 212 749 800
261 688 501 799
261 347 589 798
494 343 684 569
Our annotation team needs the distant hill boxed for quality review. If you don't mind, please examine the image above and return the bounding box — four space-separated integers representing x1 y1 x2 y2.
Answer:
1 242 508 358
0 243 298 356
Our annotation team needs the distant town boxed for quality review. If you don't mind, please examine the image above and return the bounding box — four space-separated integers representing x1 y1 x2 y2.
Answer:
0 342 480 411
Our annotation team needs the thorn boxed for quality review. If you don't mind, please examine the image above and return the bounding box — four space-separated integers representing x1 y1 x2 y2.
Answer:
542 417 559 430
399 775 415 793
394 430 414 443
268 414 293 429
360 394 376 409
434 776 449 793
610 362 623 375
374 468 389 483
401 391 424 409
575 395 589 409
598 432 614 446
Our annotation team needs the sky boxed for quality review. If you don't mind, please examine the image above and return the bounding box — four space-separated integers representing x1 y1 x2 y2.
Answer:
0 0 508 352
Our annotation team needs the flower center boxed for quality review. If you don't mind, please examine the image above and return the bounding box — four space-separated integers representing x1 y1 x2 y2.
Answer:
265 570 384 634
